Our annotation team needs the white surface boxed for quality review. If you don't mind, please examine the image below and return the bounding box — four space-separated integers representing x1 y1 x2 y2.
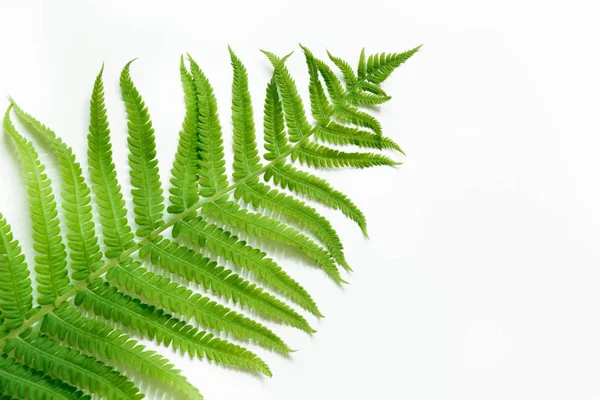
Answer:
1 0 600 399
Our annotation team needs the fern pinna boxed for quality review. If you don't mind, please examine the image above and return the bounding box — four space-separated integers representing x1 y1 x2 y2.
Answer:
0 44 419 399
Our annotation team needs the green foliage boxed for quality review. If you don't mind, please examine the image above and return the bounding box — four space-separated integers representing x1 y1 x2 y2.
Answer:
42 304 203 400
0 355 90 400
0 214 32 330
3 108 71 305
88 65 136 258
0 44 419 399
121 61 166 237
5 331 142 400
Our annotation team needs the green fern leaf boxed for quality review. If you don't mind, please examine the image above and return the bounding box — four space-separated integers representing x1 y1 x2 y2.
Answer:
357 48 367 79
262 51 312 142
311 53 345 104
237 180 351 271
76 280 272 376
187 55 229 197
263 76 294 159
120 61 166 237
3 107 71 305
264 163 368 235
359 80 389 97
334 103 383 135
203 199 337 277
42 304 203 400
10 101 103 281
176 217 322 320
88 66 135 258
0 355 90 400
230 47 262 180
303 56 332 122
141 239 314 327
315 121 403 153
294 140 399 169
106 258 291 353
0 45 419 398
365 45 422 84
349 91 392 105
0 214 32 330
5 331 143 400
169 57 201 214
327 50 358 87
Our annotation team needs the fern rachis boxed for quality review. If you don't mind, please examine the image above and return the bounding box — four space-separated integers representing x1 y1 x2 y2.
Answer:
0 44 420 399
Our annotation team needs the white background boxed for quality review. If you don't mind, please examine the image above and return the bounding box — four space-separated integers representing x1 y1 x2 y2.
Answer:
1 0 600 399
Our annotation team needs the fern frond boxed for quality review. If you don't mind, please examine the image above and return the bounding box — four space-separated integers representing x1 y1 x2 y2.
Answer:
5 331 143 400
365 45 422 84
120 60 165 237
264 163 368 235
3 107 71 305
315 121 403 153
88 66 135 258
10 102 103 281
294 141 399 169
42 304 203 400
0 46 419 398
176 217 322 321
237 180 350 271
169 58 200 214
203 199 337 275
0 355 90 400
230 47 262 180
141 239 314 327
0 213 32 330
106 258 291 353
187 55 228 197
76 281 272 376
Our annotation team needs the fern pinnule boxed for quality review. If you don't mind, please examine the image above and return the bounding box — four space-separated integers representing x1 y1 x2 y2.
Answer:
230 47 262 181
263 163 369 236
169 57 201 214
120 60 166 237
314 121 403 153
365 46 423 84
261 50 312 143
88 65 135 258
187 55 229 197
292 140 400 168
0 214 32 330
327 50 358 88
237 180 351 272
3 107 71 305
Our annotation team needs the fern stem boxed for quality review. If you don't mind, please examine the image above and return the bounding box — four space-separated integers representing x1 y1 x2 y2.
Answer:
0 74 368 347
